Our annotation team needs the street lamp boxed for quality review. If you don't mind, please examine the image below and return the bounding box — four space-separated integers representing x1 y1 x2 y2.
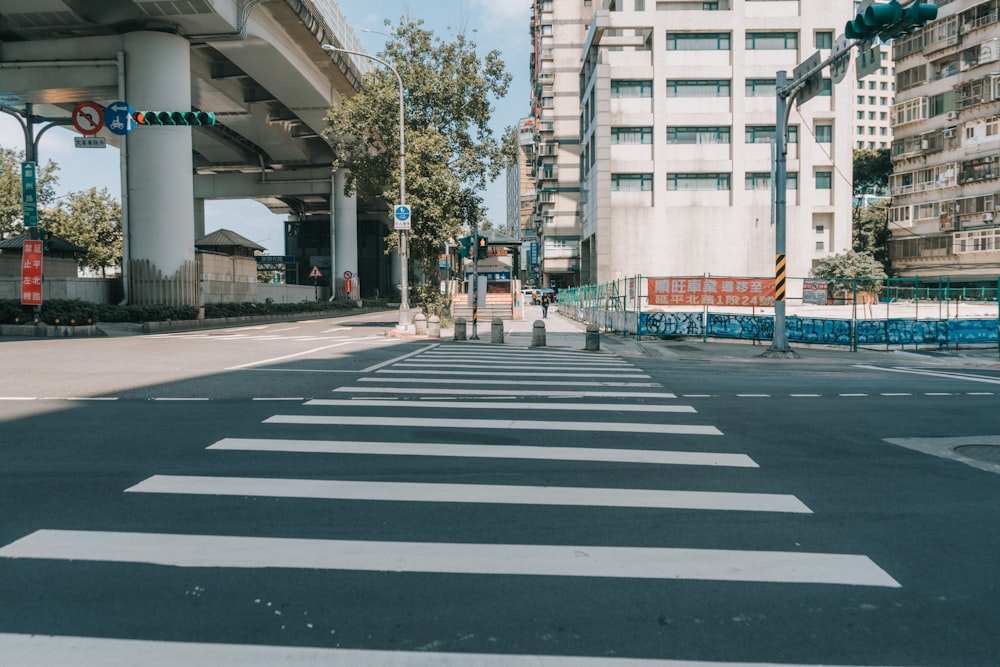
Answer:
322 43 410 330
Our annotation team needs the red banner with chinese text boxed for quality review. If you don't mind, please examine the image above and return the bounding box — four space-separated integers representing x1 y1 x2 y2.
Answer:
648 276 776 307
20 240 43 306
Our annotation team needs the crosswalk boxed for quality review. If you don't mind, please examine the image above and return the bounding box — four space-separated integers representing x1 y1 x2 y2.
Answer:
0 342 902 666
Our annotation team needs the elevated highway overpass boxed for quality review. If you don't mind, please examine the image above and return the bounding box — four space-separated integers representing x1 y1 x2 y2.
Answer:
1 0 396 302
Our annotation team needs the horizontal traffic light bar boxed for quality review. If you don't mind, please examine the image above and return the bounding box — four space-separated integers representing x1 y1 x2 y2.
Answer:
845 1 938 42
132 111 217 126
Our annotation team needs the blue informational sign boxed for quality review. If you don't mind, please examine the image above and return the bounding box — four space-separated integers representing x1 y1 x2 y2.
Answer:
394 204 411 230
21 162 37 227
104 101 136 135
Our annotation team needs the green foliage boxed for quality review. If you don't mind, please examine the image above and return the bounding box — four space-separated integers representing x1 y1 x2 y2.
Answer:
853 148 892 196
43 187 122 275
810 250 888 298
204 300 357 318
853 199 890 267
323 17 512 298
1 147 60 238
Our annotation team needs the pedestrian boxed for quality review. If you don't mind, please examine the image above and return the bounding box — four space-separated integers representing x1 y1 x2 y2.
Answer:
541 293 549 318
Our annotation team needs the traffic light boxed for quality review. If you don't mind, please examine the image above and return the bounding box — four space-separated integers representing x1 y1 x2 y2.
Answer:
476 235 488 260
40 229 52 251
845 1 903 41
132 111 216 126
900 2 938 32
458 235 473 258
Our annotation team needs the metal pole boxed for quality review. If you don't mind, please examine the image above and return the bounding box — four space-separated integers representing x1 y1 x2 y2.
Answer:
470 222 480 340
768 71 791 354
322 45 409 328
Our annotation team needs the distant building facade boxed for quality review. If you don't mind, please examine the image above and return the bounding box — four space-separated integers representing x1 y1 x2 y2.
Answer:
887 0 1000 286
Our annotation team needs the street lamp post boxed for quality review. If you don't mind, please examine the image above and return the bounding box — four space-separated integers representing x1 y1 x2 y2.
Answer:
322 43 410 330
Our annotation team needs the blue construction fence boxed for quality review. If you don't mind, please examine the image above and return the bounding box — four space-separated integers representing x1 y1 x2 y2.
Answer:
557 275 1000 350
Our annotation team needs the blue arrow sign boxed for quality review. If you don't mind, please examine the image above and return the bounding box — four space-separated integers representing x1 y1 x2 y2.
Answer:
394 204 411 230
104 101 135 135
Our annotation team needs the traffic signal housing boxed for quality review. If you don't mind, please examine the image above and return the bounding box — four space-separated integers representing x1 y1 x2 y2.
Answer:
133 111 217 126
476 235 488 260
40 229 52 251
846 1 902 41
900 3 938 32
458 235 473 258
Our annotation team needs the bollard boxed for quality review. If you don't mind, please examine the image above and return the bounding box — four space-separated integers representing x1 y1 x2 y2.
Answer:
585 323 600 351
454 317 467 341
491 317 504 344
414 312 427 335
530 319 546 348
427 315 441 339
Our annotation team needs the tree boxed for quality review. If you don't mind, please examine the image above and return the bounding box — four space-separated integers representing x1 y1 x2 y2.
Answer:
43 187 122 276
853 198 890 267
323 17 513 309
853 148 892 197
810 250 888 299
0 147 60 239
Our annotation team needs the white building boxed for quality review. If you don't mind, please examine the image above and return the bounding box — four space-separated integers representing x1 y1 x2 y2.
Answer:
855 44 896 150
888 0 1000 287
530 0 855 291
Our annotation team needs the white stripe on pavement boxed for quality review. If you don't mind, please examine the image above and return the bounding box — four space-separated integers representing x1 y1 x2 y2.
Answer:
305 399 695 413
263 415 722 435
376 370 651 378
0 633 907 667
359 378 664 387
854 364 1000 385
334 386 679 399
207 437 756 467
0 530 899 586
127 475 803 512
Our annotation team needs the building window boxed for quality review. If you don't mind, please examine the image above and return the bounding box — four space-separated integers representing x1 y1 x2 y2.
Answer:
815 124 833 143
746 32 798 50
815 31 833 49
815 171 833 190
666 79 731 97
667 173 731 190
612 127 653 144
745 172 798 190
745 125 798 143
666 32 731 50
612 173 653 191
745 79 777 97
702 2 719 9
666 126 731 144
611 80 653 98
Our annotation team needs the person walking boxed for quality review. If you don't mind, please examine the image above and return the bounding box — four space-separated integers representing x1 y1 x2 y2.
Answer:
541 293 550 318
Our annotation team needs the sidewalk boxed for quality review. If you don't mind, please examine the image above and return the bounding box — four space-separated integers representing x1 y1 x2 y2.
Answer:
438 305 1000 368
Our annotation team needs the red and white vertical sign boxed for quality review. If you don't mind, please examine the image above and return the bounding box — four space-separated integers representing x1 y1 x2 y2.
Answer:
20 240 43 306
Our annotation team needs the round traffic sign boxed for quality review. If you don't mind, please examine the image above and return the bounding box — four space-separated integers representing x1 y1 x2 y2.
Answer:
394 205 411 222
343 270 353 280
72 101 105 136
104 101 136 136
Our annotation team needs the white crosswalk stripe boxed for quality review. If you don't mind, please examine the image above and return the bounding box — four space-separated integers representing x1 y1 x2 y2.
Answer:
0 342 903 665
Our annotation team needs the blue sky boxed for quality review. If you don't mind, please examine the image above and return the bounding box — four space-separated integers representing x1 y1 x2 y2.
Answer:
0 1 530 254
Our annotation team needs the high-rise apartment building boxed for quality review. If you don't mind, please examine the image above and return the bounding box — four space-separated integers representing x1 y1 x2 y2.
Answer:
528 0 854 289
887 0 1000 286
855 44 896 150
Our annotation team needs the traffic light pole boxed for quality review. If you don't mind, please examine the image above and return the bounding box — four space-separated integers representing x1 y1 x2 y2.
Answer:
471 223 480 340
766 40 854 356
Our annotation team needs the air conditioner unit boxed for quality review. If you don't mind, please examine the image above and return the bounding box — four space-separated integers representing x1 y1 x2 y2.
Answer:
943 128 956 138
946 111 959 121
984 212 996 223
921 139 930 149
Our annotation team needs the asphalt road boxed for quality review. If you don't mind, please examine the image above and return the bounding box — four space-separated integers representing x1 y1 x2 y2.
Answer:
2 311 1000 666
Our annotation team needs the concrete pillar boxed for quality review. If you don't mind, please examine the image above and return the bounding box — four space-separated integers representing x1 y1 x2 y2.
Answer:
491 317 504 344
427 315 441 338
531 320 546 348
414 312 426 335
124 31 198 306
454 317 467 341
332 170 358 297
193 198 205 241
585 323 601 351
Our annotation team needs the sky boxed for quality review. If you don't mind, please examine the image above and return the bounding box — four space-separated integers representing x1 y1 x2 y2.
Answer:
0 0 531 255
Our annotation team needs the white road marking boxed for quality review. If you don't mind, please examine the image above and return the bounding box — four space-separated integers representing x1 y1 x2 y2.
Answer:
0 633 908 666
855 364 1000 385
226 338 390 370
127 475 802 512
394 362 629 371
375 369 651 378
263 414 722 435
305 399 695 413
0 530 898 586
334 386 679 399
207 437 757 467
151 397 210 401
360 344 440 372
736 394 770 398
359 377 663 387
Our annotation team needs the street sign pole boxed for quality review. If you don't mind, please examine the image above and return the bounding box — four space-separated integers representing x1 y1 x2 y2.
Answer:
471 221 481 340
